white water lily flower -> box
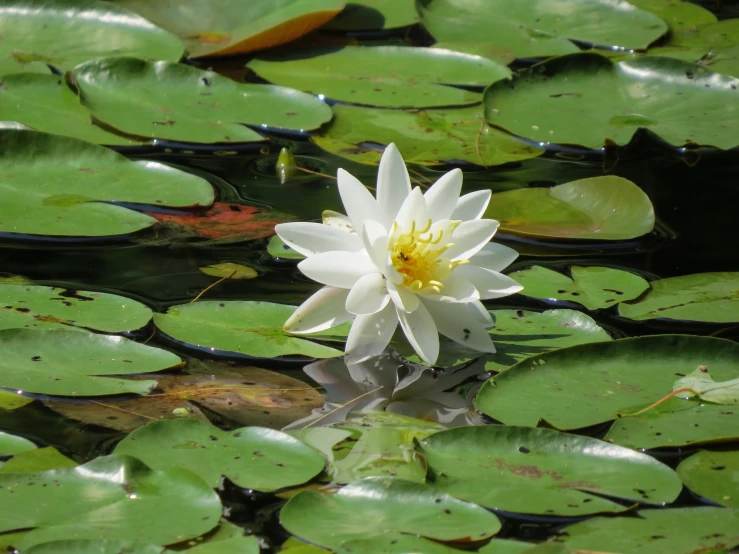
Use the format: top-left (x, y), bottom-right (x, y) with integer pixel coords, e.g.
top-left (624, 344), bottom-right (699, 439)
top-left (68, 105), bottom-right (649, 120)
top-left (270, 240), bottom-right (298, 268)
top-left (275, 143), bottom-right (522, 365)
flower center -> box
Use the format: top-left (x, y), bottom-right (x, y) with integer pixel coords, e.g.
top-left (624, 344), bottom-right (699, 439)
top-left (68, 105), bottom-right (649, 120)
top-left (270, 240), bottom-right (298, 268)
top-left (390, 219), bottom-right (465, 294)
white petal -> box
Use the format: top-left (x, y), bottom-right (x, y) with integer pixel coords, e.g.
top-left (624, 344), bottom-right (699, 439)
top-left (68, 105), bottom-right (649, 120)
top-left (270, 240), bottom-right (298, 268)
top-left (275, 222), bottom-right (362, 257)
top-left (337, 168), bottom-right (381, 232)
top-left (455, 265), bottom-right (523, 300)
top-left (469, 300), bottom-right (494, 326)
top-left (397, 301), bottom-right (439, 365)
top-left (394, 187), bottom-right (429, 231)
top-left (284, 286), bottom-right (353, 334)
top-left (431, 273), bottom-right (479, 303)
top-left (298, 251), bottom-right (378, 289)
top-left (322, 210), bottom-right (354, 233)
top-left (346, 273), bottom-right (390, 315)
top-left (345, 302), bottom-right (398, 364)
top-left (361, 219), bottom-right (389, 271)
top-left (469, 242), bottom-right (519, 272)
top-left (376, 143), bottom-right (412, 228)
top-left (387, 280), bottom-right (420, 313)
top-left (424, 168), bottom-right (462, 221)
top-left (445, 219), bottom-right (499, 261)
top-left (451, 189), bottom-right (491, 221)
top-left (422, 299), bottom-right (496, 354)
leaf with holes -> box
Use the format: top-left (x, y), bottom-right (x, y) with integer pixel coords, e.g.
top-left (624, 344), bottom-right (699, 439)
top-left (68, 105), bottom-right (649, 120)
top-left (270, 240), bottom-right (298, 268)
top-left (0, 328), bottom-right (181, 396)
top-left (0, 285), bottom-right (152, 333)
top-left (476, 335), bottom-right (739, 429)
top-left (508, 266), bottom-right (650, 310)
top-left (418, 426), bottom-right (681, 516)
top-left (114, 418), bottom-right (325, 491)
top-left (280, 477), bottom-right (501, 550)
top-left (153, 301), bottom-right (344, 359)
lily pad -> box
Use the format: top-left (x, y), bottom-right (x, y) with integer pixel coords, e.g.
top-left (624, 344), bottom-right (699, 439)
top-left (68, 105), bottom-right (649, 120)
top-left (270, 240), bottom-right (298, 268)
top-left (508, 266), bottom-right (650, 310)
top-left (268, 235), bottom-right (305, 259)
top-left (0, 0), bottom-right (184, 75)
top-left (199, 263), bottom-right (257, 279)
top-left (0, 447), bottom-right (77, 473)
top-left (559, 507), bottom-right (739, 554)
top-left (476, 335), bottom-right (739, 429)
top-left (114, 418), bottom-right (326, 491)
top-left (485, 176), bottom-right (655, 240)
top-left (0, 454), bottom-right (222, 550)
top-left (628, 0), bottom-right (716, 33)
top-left (484, 53), bottom-right (739, 149)
top-left (25, 541), bottom-right (165, 554)
top-left (396, 308), bottom-right (613, 371)
top-left (280, 477), bottom-right (501, 550)
top-left (47, 364), bottom-right (324, 432)
top-left (417, 0), bottom-right (667, 59)
top-left (153, 301), bottom-right (344, 359)
top-left (677, 450), bottom-right (739, 507)
top-left (323, 0), bottom-right (418, 30)
top-left (247, 45), bottom-right (511, 108)
top-left (0, 328), bottom-right (181, 396)
top-left (478, 540), bottom-right (536, 554)
top-left (618, 272), bottom-right (739, 323)
top-left (115, 0), bottom-right (345, 57)
top-left (338, 535), bottom-right (468, 554)
top-left (0, 74), bottom-right (143, 146)
top-left (72, 58), bottom-right (332, 143)
top-left (0, 284), bottom-right (152, 333)
top-left (0, 389), bottom-right (33, 411)
top-left (605, 397), bottom-right (739, 449)
top-left (0, 130), bottom-right (214, 237)
top-left (0, 431), bottom-right (36, 456)
top-left (312, 104), bottom-right (543, 167)
top-left (418, 426), bottom-right (682, 516)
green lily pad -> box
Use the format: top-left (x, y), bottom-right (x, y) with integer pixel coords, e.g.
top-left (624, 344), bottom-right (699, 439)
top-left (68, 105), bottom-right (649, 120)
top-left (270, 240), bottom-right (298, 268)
top-left (323, 0), bottom-right (418, 30)
top-left (72, 57), bottom-right (333, 143)
top-left (476, 335), bottom-right (739, 429)
top-left (0, 447), bottom-right (77, 473)
top-left (115, 0), bottom-right (345, 58)
top-left (485, 176), bottom-right (655, 240)
top-left (25, 541), bottom-right (165, 554)
top-left (618, 272), bottom-right (739, 323)
top-left (605, 397), bottom-right (739, 449)
top-left (677, 450), bottom-right (739, 507)
top-left (178, 523), bottom-right (260, 554)
top-left (114, 418), bottom-right (325, 491)
top-left (418, 426), bottom-right (682, 516)
top-left (198, 263), bottom-right (257, 280)
top-left (0, 0), bottom-right (184, 75)
top-left (312, 104), bottom-right (543, 167)
top-left (0, 130), bottom-right (214, 237)
top-left (268, 235), bottom-right (305, 259)
top-left (0, 389), bottom-right (33, 411)
top-left (0, 328), bottom-right (181, 396)
top-left (153, 301), bottom-right (344, 359)
top-left (673, 368), bottom-right (739, 405)
top-left (559, 507), bottom-right (739, 554)
top-left (628, 0), bottom-right (716, 33)
top-left (478, 539), bottom-right (536, 554)
top-left (484, 53), bottom-right (739, 149)
top-left (0, 74), bottom-right (143, 146)
top-left (417, 0), bottom-right (667, 59)
top-left (0, 454), bottom-right (221, 550)
top-left (508, 266), bottom-right (650, 310)
top-left (0, 284), bottom-right (152, 333)
top-left (0, 431), bottom-right (36, 456)
top-left (247, 45), bottom-right (511, 108)
top-left (396, 308), bottom-right (612, 371)
top-left (280, 477), bottom-right (501, 550)
top-left (338, 535), bottom-right (468, 554)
